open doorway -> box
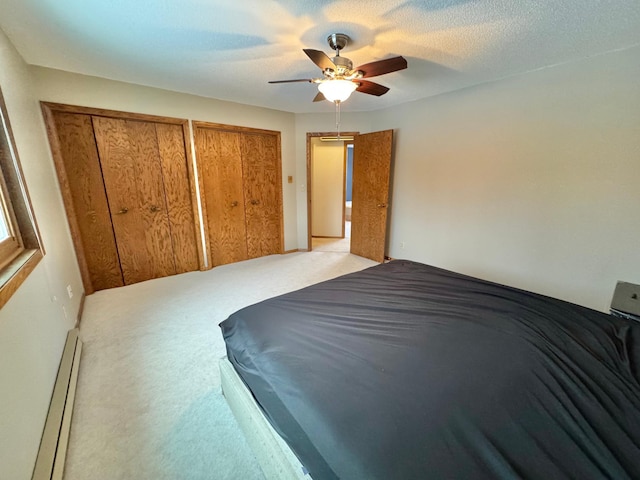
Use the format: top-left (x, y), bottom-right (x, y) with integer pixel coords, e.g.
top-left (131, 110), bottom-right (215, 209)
top-left (307, 132), bottom-right (357, 252)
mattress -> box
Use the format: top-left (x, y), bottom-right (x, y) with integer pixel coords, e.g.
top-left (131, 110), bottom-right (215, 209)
top-left (220, 260), bottom-right (640, 479)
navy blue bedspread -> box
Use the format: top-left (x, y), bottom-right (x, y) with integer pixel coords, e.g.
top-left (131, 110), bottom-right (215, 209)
top-left (220, 260), bottom-right (640, 479)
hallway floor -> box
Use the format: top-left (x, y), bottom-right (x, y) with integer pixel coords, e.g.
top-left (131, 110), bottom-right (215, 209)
top-left (312, 221), bottom-right (351, 252)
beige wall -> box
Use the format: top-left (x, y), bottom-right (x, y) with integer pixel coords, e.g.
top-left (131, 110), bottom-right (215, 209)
top-left (311, 139), bottom-right (345, 237)
top-left (0, 30), bottom-right (81, 480)
top-left (30, 66), bottom-right (299, 252)
top-left (370, 45), bottom-right (640, 312)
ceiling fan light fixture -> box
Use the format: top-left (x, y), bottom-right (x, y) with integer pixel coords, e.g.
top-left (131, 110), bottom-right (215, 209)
top-left (318, 79), bottom-right (357, 103)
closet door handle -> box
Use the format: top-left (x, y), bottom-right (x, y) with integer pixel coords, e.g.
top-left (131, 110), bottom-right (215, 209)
top-left (116, 207), bottom-right (129, 215)
top-left (250, 199), bottom-right (260, 205)
top-left (230, 201), bottom-right (239, 208)
top-left (149, 205), bottom-right (159, 212)
top-left (377, 203), bottom-right (387, 208)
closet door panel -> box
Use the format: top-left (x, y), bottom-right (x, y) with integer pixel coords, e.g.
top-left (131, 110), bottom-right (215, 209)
top-left (92, 117), bottom-right (143, 283)
top-left (242, 133), bottom-right (282, 258)
top-left (156, 123), bottom-right (199, 273)
top-left (93, 117), bottom-right (175, 284)
top-left (196, 128), bottom-right (247, 266)
top-left (127, 120), bottom-right (177, 278)
top-left (52, 112), bottom-right (124, 290)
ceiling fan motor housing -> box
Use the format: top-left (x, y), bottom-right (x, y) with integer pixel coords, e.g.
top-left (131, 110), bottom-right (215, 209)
top-left (331, 55), bottom-right (353, 73)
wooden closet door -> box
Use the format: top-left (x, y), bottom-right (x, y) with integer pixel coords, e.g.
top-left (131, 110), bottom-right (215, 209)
top-left (155, 123), bottom-right (200, 273)
top-left (93, 117), bottom-right (176, 284)
top-left (241, 133), bottom-right (283, 258)
top-left (51, 112), bottom-right (124, 290)
top-left (195, 128), bottom-right (248, 266)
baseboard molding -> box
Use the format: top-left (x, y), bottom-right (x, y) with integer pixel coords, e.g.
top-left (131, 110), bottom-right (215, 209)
top-left (74, 293), bottom-right (86, 329)
top-left (283, 249), bottom-right (300, 254)
top-left (32, 329), bottom-right (83, 480)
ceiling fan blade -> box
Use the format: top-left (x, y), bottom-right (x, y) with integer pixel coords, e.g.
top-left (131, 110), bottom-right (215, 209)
top-left (356, 80), bottom-right (390, 96)
top-left (355, 56), bottom-right (407, 78)
top-left (303, 49), bottom-right (337, 71)
top-left (313, 92), bottom-right (326, 102)
top-left (268, 79), bottom-right (313, 84)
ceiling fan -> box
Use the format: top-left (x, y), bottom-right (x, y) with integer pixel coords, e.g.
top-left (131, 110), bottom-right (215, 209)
top-left (269, 33), bottom-right (407, 103)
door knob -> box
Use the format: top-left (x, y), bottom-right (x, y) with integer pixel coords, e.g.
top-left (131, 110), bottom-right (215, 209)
top-left (116, 207), bottom-right (129, 214)
top-left (251, 199), bottom-right (260, 205)
top-left (150, 205), bottom-right (159, 212)
top-left (230, 201), bottom-right (239, 207)
top-left (377, 203), bottom-right (387, 208)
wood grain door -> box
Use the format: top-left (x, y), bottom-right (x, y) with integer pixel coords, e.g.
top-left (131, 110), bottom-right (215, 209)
top-left (241, 133), bottom-right (283, 258)
top-left (93, 117), bottom-right (176, 284)
top-left (51, 112), bottom-right (124, 290)
top-left (155, 124), bottom-right (200, 274)
top-left (350, 130), bottom-right (393, 262)
top-left (195, 128), bottom-right (248, 266)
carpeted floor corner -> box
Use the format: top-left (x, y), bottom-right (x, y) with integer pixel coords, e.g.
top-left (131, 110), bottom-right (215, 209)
top-left (64, 252), bottom-right (375, 480)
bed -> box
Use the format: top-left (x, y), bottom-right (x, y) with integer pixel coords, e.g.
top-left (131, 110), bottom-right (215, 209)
top-left (220, 260), bottom-right (640, 479)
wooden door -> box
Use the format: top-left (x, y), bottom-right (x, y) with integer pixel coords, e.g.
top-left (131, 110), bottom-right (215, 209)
top-left (155, 124), bottom-right (200, 274)
top-left (51, 112), bottom-right (124, 290)
top-left (241, 133), bottom-right (283, 258)
top-left (93, 117), bottom-right (176, 284)
top-left (195, 128), bottom-right (248, 266)
top-left (350, 130), bottom-right (393, 262)
top-left (43, 103), bottom-right (202, 292)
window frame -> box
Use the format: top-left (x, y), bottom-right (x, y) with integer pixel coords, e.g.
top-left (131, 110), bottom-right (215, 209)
top-left (0, 84), bottom-right (44, 309)
top-left (0, 165), bottom-right (22, 265)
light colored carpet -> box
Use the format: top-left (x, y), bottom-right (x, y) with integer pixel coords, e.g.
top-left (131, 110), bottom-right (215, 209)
top-left (64, 252), bottom-right (376, 480)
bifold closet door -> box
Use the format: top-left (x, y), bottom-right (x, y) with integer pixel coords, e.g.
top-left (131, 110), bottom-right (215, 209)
top-left (44, 103), bottom-right (202, 293)
top-left (51, 112), bottom-right (125, 290)
top-left (93, 117), bottom-right (177, 284)
top-left (154, 123), bottom-right (200, 274)
top-left (241, 133), bottom-right (282, 258)
top-left (196, 129), bottom-right (248, 266)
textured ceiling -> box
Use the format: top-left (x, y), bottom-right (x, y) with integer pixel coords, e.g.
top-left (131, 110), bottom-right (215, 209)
top-left (1, 0), bottom-right (639, 113)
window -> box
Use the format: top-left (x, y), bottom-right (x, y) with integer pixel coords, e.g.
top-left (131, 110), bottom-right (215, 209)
top-left (0, 84), bottom-right (43, 308)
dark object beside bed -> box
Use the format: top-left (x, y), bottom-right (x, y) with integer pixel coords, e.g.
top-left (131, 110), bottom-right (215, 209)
top-left (220, 260), bottom-right (640, 479)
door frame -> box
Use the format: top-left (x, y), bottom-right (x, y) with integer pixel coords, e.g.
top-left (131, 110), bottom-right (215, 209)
top-left (306, 132), bottom-right (358, 251)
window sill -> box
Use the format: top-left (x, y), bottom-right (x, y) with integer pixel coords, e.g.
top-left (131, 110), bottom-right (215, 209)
top-left (0, 249), bottom-right (43, 309)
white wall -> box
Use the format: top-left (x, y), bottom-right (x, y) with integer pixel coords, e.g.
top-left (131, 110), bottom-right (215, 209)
top-left (0, 30), bottom-right (81, 480)
top-left (311, 139), bottom-right (345, 237)
top-left (30, 66), bottom-right (299, 252)
top-left (370, 46), bottom-right (640, 312)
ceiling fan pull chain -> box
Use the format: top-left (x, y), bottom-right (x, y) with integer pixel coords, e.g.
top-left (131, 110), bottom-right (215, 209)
top-left (335, 100), bottom-right (341, 138)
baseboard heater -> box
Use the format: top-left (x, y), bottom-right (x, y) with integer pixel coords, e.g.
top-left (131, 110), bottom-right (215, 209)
top-left (31, 328), bottom-right (83, 480)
